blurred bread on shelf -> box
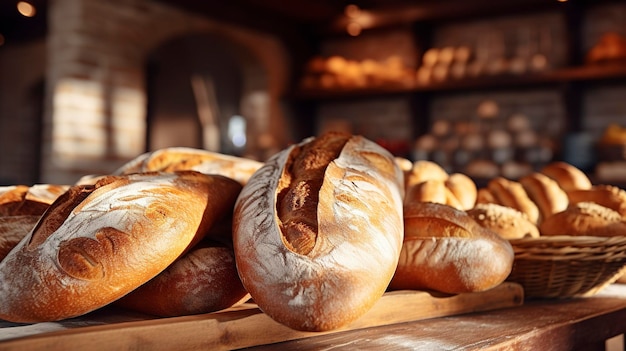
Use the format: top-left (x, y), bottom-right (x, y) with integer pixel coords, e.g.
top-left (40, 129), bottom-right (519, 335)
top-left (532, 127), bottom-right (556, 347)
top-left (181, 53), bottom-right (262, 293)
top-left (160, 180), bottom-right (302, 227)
top-left (586, 32), bottom-right (626, 65)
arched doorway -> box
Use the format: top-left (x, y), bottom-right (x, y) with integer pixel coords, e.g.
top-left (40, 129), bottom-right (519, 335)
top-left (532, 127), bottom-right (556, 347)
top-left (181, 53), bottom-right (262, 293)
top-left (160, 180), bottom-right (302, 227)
top-left (145, 33), bottom-right (248, 156)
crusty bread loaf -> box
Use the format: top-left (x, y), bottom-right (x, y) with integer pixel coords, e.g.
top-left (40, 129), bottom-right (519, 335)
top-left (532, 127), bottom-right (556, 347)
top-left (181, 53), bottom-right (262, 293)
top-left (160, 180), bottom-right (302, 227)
top-left (540, 161), bottom-right (592, 193)
top-left (115, 238), bottom-right (249, 317)
top-left (0, 215), bottom-right (40, 261)
top-left (519, 172), bottom-right (569, 222)
top-left (0, 171), bottom-right (242, 323)
top-left (404, 179), bottom-right (464, 209)
top-left (114, 147), bottom-right (263, 185)
top-left (566, 185), bottom-right (626, 217)
top-left (539, 202), bottom-right (626, 237)
top-left (445, 173), bottom-right (477, 210)
top-left (0, 184), bottom-right (68, 216)
top-left (390, 202), bottom-right (514, 294)
top-left (233, 132), bottom-right (404, 331)
top-left (405, 160), bottom-right (449, 190)
top-left (466, 203), bottom-right (539, 239)
top-left (485, 177), bottom-right (540, 224)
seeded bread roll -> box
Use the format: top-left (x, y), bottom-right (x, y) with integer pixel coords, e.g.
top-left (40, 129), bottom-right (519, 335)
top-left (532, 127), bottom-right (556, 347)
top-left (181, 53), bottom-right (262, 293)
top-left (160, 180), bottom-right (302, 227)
top-left (233, 132), bottom-right (404, 332)
top-left (566, 185), bottom-right (626, 217)
top-left (466, 203), bottom-right (539, 239)
top-left (0, 171), bottom-right (241, 323)
top-left (540, 161), bottom-right (592, 193)
top-left (519, 172), bottom-right (569, 223)
top-left (539, 202), bottom-right (626, 237)
top-left (390, 202), bottom-right (514, 294)
top-left (114, 147), bottom-right (263, 185)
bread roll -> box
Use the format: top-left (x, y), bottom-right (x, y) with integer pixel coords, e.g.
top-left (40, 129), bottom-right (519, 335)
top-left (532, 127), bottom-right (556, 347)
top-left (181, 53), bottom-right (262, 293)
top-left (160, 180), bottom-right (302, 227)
top-left (390, 202), bottom-right (514, 294)
top-left (540, 161), bottom-right (592, 193)
top-left (486, 177), bottom-right (540, 224)
top-left (404, 179), bottom-right (464, 210)
top-left (566, 185), bottom-right (626, 217)
top-left (0, 171), bottom-right (241, 323)
top-left (445, 173), bottom-right (477, 210)
top-left (539, 202), bottom-right (626, 237)
top-left (115, 238), bottom-right (249, 317)
top-left (466, 203), bottom-right (539, 239)
top-left (519, 172), bottom-right (569, 222)
top-left (233, 132), bottom-right (404, 331)
top-left (114, 147), bottom-right (263, 185)
top-left (0, 215), bottom-right (40, 261)
top-left (405, 160), bottom-right (448, 189)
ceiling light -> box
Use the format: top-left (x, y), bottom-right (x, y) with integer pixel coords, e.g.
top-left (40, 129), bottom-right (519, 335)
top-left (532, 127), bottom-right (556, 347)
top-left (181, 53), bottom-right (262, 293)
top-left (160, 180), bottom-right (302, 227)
top-left (17, 1), bottom-right (36, 17)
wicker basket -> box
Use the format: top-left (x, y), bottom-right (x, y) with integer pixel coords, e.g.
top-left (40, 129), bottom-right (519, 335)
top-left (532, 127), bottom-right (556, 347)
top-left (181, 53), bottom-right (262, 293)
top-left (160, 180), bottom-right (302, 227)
top-left (506, 235), bottom-right (626, 299)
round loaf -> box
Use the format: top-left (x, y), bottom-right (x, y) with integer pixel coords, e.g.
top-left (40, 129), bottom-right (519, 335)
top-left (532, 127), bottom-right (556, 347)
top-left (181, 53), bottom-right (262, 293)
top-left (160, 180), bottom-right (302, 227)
top-left (540, 161), bottom-right (592, 193)
top-left (0, 171), bottom-right (242, 323)
top-left (233, 132), bottom-right (404, 331)
top-left (486, 177), bottom-right (540, 224)
top-left (466, 203), bottom-right (539, 239)
top-left (115, 238), bottom-right (249, 317)
top-left (404, 179), bottom-right (464, 210)
top-left (405, 160), bottom-right (449, 190)
top-left (114, 147), bottom-right (263, 185)
top-left (390, 202), bottom-right (514, 294)
top-left (539, 202), bottom-right (626, 236)
top-left (566, 185), bottom-right (626, 217)
top-left (519, 172), bottom-right (569, 222)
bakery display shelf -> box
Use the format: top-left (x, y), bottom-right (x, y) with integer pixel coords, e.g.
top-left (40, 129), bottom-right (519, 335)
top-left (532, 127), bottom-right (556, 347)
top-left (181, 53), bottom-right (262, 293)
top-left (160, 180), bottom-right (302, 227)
top-left (292, 64), bottom-right (626, 101)
top-left (0, 282), bottom-right (523, 351)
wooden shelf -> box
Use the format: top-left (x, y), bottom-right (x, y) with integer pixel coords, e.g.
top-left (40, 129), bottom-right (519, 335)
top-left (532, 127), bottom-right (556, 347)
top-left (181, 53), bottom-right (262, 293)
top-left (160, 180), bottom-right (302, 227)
top-left (293, 63), bottom-right (626, 101)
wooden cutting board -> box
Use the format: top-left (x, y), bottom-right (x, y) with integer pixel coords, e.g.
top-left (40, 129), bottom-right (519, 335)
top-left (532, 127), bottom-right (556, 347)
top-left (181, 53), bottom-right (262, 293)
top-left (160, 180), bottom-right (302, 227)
top-left (0, 282), bottom-right (523, 351)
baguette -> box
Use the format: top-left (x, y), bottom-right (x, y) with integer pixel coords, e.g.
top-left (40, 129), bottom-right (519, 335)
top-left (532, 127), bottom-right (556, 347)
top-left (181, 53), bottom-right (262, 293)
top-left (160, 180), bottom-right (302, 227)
top-left (0, 171), bottom-right (241, 323)
top-left (233, 132), bottom-right (404, 331)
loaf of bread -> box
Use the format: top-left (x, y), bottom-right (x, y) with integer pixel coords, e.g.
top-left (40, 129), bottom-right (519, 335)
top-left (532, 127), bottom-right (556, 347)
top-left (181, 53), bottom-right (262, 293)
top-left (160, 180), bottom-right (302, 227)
top-left (115, 237), bottom-right (249, 317)
top-left (483, 177), bottom-right (540, 224)
top-left (404, 179), bottom-right (463, 209)
top-left (0, 215), bottom-right (40, 262)
top-left (0, 184), bottom-right (69, 216)
top-left (390, 202), bottom-right (514, 294)
top-left (519, 172), bottom-right (569, 222)
top-left (540, 161), bottom-right (592, 193)
top-left (405, 160), bottom-right (449, 190)
top-left (566, 185), bottom-right (626, 217)
top-left (114, 147), bottom-right (264, 185)
top-left (466, 203), bottom-right (539, 239)
top-left (0, 171), bottom-right (242, 323)
top-left (233, 132), bottom-right (404, 331)
top-left (445, 173), bottom-right (477, 210)
top-left (539, 202), bottom-right (626, 237)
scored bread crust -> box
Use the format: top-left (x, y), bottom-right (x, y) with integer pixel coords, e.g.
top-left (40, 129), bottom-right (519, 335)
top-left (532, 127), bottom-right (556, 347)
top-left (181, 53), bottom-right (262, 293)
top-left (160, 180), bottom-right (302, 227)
top-left (486, 177), bottom-right (540, 224)
top-left (114, 147), bottom-right (263, 185)
top-left (390, 202), bottom-right (514, 294)
top-left (0, 171), bottom-right (241, 323)
top-left (0, 215), bottom-right (41, 261)
top-left (519, 172), bottom-right (569, 223)
top-left (0, 184), bottom-right (69, 217)
top-left (233, 133), bottom-right (404, 332)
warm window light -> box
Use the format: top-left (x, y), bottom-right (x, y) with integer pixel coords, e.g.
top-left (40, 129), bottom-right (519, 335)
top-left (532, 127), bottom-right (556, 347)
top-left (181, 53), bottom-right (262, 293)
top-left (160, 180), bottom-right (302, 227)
top-left (17, 1), bottom-right (36, 17)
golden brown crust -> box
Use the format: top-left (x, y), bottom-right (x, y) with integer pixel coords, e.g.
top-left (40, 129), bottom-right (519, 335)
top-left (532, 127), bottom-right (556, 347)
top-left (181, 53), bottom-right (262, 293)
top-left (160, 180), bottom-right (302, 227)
top-left (0, 171), bottom-right (242, 323)
top-left (233, 132), bottom-right (404, 331)
top-left (566, 185), bottom-right (626, 217)
top-left (466, 203), bottom-right (539, 239)
top-left (115, 239), bottom-right (249, 317)
top-left (486, 177), bottom-right (540, 224)
top-left (390, 202), bottom-right (514, 294)
top-left (0, 184), bottom-right (68, 217)
top-left (539, 202), bottom-right (626, 236)
top-left (405, 160), bottom-right (449, 190)
top-left (0, 215), bottom-right (40, 261)
top-left (540, 161), bottom-right (592, 193)
top-left (519, 172), bottom-right (569, 223)
top-left (445, 173), bottom-right (477, 210)
top-left (114, 147), bottom-right (263, 185)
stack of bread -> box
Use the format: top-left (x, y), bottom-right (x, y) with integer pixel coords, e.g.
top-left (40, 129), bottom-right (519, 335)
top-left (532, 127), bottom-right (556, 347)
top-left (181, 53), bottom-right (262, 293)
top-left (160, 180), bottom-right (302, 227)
top-left (0, 133), bottom-right (624, 332)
